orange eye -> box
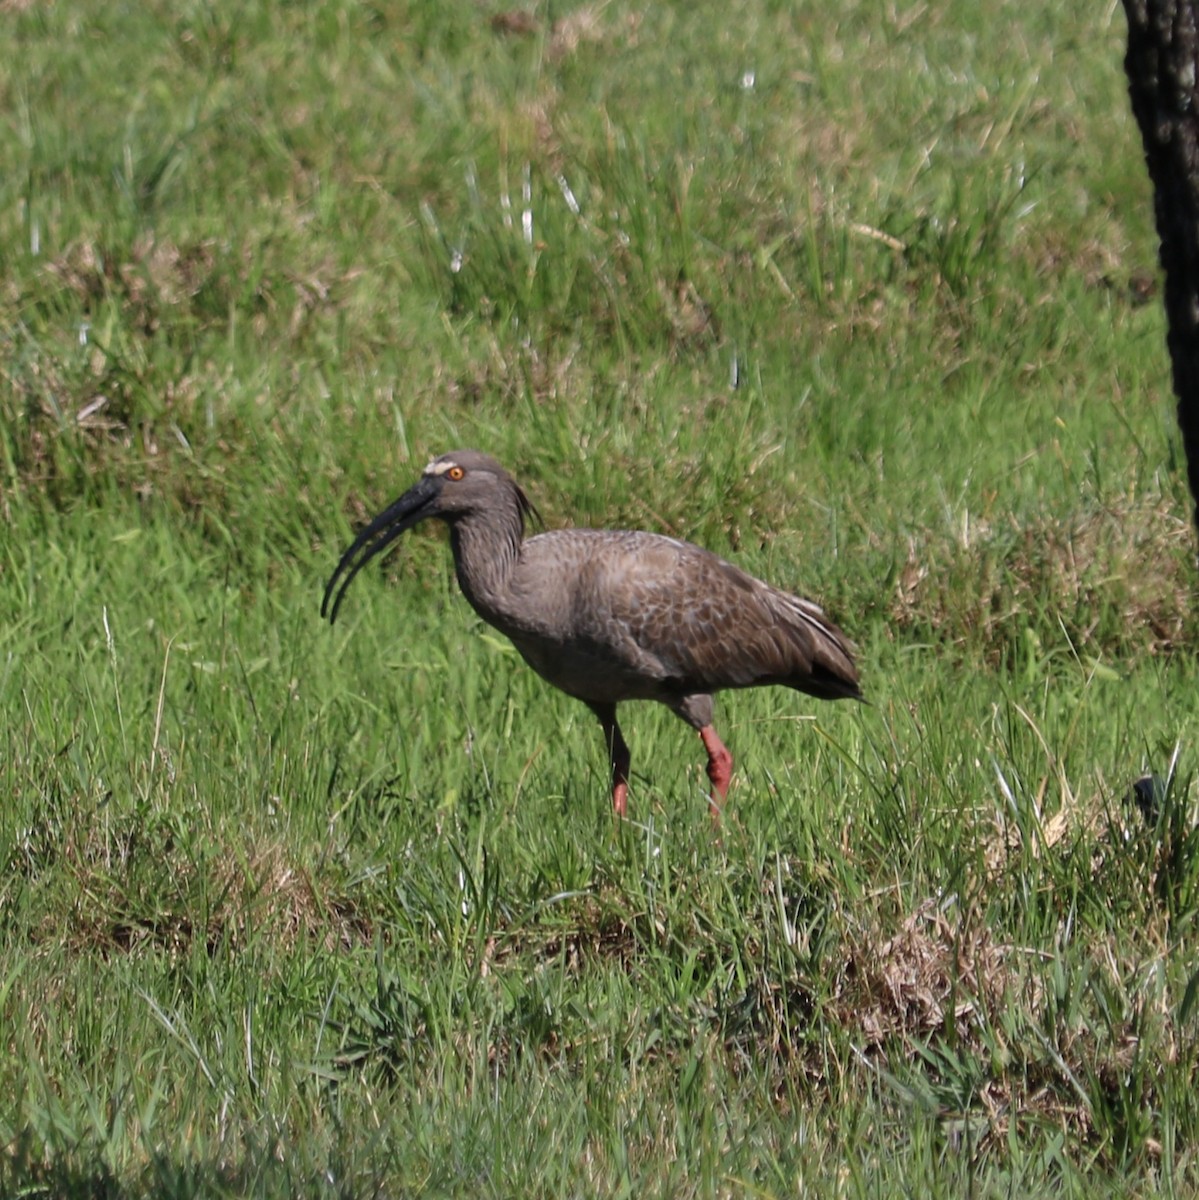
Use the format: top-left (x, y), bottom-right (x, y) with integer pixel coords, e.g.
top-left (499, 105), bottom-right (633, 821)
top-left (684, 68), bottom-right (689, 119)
top-left (446, 465), bottom-right (465, 481)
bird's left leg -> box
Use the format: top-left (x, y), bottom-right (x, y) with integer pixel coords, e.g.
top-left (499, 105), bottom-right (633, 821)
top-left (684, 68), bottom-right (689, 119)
top-left (589, 702), bottom-right (631, 817)
top-left (699, 725), bottom-right (733, 821)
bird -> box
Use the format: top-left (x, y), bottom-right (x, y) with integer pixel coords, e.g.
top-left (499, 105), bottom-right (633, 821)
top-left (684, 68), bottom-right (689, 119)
top-left (322, 450), bottom-right (862, 821)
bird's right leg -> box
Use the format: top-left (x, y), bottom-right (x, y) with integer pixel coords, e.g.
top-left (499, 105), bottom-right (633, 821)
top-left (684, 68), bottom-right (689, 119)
top-left (699, 724), bottom-right (733, 823)
top-left (589, 703), bottom-right (631, 817)
top-left (670, 695), bottom-right (731, 824)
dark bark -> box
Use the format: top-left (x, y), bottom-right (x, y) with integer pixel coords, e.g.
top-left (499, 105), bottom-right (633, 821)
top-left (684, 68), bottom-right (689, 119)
top-left (1122, 0), bottom-right (1199, 532)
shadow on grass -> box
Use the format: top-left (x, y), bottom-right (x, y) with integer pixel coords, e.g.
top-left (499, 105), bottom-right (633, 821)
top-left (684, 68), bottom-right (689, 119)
top-left (2, 1127), bottom-right (390, 1199)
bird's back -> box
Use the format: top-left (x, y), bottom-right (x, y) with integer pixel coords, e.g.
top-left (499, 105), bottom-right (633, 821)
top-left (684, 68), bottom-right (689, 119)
top-left (487, 528), bottom-right (860, 708)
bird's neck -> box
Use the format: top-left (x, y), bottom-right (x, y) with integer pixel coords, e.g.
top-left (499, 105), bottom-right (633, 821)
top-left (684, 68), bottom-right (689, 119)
top-left (448, 508), bottom-right (524, 627)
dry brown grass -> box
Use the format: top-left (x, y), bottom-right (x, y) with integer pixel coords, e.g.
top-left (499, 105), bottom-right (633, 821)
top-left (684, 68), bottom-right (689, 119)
top-left (834, 897), bottom-right (1019, 1050)
top-left (890, 495), bottom-right (1197, 657)
top-left (19, 806), bottom-right (372, 959)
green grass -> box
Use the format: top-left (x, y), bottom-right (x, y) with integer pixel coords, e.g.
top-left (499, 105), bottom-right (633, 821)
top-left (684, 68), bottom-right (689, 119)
top-left (3, 0), bottom-right (1199, 1194)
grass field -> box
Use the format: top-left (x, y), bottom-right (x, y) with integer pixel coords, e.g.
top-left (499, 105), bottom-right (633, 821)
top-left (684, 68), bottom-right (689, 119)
top-left (3, 0), bottom-right (1199, 1194)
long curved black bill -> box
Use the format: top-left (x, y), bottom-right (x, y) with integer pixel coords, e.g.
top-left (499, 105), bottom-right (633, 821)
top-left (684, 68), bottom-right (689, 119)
top-left (321, 477), bottom-right (440, 624)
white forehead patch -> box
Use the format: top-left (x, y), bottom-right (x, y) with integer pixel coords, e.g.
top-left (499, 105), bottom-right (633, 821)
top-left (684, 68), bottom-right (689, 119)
top-left (424, 459), bottom-right (458, 476)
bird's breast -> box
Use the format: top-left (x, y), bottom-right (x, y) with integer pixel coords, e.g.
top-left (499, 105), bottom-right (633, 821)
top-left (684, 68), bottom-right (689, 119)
top-left (471, 531), bottom-right (699, 697)
top-left (505, 628), bottom-right (671, 705)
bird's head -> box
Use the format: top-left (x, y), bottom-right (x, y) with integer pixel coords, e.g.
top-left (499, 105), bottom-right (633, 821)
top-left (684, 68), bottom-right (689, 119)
top-left (321, 450), bottom-right (540, 623)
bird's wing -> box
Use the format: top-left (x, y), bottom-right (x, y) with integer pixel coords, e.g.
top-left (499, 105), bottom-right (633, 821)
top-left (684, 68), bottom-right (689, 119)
top-left (572, 533), bottom-right (860, 701)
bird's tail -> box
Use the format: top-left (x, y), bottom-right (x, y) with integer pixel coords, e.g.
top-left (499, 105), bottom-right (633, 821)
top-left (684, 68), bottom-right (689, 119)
top-left (778, 593), bottom-right (863, 702)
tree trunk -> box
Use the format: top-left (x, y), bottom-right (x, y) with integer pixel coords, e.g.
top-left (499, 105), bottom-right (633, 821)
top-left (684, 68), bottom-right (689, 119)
top-left (1122, 0), bottom-right (1199, 533)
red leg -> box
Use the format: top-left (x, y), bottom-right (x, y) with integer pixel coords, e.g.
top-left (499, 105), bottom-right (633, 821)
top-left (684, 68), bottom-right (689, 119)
top-left (591, 704), bottom-right (631, 818)
top-left (612, 775), bottom-right (629, 819)
top-left (699, 724), bottom-right (733, 821)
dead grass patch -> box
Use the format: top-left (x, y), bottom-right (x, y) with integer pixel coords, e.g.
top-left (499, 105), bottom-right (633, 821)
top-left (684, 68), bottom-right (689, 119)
top-left (834, 897), bottom-right (1020, 1050)
top-left (890, 496), bottom-right (1196, 657)
top-left (823, 901), bottom-right (1095, 1148)
top-left (548, 5), bottom-right (607, 61)
top-left (22, 808), bottom-right (372, 958)
top-left (47, 235), bottom-right (217, 329)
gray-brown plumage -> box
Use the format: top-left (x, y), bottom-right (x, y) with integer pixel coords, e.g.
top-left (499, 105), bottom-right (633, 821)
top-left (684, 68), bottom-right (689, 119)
top-left (322, 450), bottom-right (862, 820)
